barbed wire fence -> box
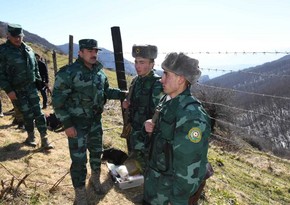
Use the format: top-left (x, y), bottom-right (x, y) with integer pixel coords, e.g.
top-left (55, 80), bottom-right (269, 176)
top-left (100, 50), bottom-right (290, 158)
top-left (59, 49), bottom-right (290, 155)
top-left (99, 51), bottom-right (290, 55)
top-left (1, 50), bottom-right (290, 202)
top-left (191, 58), bottom-right (290, 158)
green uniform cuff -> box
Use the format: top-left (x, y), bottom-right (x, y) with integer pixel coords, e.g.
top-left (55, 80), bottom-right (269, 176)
top-left (120, 90), bottom-right (127, 100)
top-left (62, 119), bottom-right (73, 129)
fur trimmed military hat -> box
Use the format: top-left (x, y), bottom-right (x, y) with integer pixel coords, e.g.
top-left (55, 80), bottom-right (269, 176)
top-left (161, 52), bottom-right (201, 84)
top-left (7, 23), bottom-right (24, 37)
top-left (132, 44), bottom-right (157, 59)
top-left (79, 39), bottom-right (101, 50)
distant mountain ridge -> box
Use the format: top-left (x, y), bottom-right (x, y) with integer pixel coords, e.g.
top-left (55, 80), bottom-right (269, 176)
top-left (0, 21), bottom-right (61, 52)
top-left (203, 54), bottom-right (290, 153)
top-left (205, 55), bottom-right (290, 101)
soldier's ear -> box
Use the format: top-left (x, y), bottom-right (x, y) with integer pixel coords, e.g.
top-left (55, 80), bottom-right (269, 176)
top-left (178, 75), bottom-right (187, 85)
top-left (78, 50), bottom-right (83, 57)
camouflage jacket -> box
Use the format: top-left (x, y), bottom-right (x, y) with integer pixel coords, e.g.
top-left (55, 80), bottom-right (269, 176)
top-left (129, 70), bottom-right (163, 130)
top-left (0, 40), bottom-right (40, 93)
top-left (147, 88), bottom-right (211, 203)
top-left (52, 58), bottom-right (126, 129)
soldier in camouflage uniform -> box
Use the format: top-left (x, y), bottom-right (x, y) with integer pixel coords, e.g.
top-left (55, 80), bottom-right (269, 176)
top-left (143, 53), bottom-right (212, 205)
top-left (122, 45), bottom-right (163, 173)
top-left (52, 39), bottom-right (126, 205)
top-left (0, 24), bottom-right (53, 149)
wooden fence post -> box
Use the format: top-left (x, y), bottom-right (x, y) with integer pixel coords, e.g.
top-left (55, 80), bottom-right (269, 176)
top-left (69, 35), bottom-right (73, 65)
top-left (52, 50), bottom-right (57, 76)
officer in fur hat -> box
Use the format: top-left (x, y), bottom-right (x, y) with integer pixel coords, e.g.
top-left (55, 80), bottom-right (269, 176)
top-left (122, 45), bottom-right (163, 173)
top-left (143, 52), bottom-right (212, 205)
top-left (0, 23), bottom-right (53, 149)
top-left (52, 39), bottom-right (127, 205)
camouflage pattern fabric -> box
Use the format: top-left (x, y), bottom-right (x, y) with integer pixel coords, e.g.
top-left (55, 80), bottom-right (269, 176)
top-left (143, 88), bottom-right (211, 205)
top-left (0, 40), bottom-right (46, 134)
top-left (128, 71), bottom-right (163, 170)
top-left (13, 104), bottom-right (24, 123)
top-left (68, 118), bottom-right (103, 188)
top-left (12, 86), bottom-right (46, 133)
top-left (52, 58), bottom-right (125, 188)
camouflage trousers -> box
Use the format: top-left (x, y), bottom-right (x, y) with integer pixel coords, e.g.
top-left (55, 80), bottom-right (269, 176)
top-left (143, 168), bottom-right (172, 205)
top-left (68, 118), bottom-right (103, 188)
top-left (129, 129), bottom-right (148, 172)
top-left (13, 104), bottom-right (24, 123)
top-left (13, 85), bottom-right (47, 134)
top-left (144, 168), bottom-right (202, 205)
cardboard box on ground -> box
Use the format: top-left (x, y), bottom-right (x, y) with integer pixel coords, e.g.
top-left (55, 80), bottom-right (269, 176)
top-left (107, 162), bottom-right (144, 190)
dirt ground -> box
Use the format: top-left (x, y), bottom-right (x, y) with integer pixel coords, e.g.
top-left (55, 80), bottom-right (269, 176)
top-left (0, 99), bottom-right (143, 205)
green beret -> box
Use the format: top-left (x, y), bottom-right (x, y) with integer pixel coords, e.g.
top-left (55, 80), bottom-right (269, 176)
top-left (132, 44), bottom-right (157, 59)
top-left (161, 52), bottom-right (201, 84)
top-left (7, 23), bottom-right (24, 37)
top-left (79, 39), bottom-right (101, 50)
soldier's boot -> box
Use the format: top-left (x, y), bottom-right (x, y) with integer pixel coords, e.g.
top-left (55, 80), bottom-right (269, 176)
top-left (73, 186), bottom-right (88, 205)
top-left (88, 170), bottom-right (105, 195)
top-left (132, 193), bottom-right (144, 203)
top-left (17, 121), bottom-right (25, 130)
top-left (24, 132), bottom-right (37, 147)
top-left (40, 134), bottom-right (54, 150)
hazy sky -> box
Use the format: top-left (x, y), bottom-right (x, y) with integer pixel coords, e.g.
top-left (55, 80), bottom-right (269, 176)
top-left (1, 0), bottom-right (289, 77)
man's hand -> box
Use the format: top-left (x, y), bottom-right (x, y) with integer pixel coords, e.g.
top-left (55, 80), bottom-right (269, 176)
top-left (7, 91), bottom-right (17, 100)
top-left (122, 99), bottom-right (130, 109)
top-left (65, 127), bottom-right (77, 138)
top-left (144, 119), bottom-right (155, 134)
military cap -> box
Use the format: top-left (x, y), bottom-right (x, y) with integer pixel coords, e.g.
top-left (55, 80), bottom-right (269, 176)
top-left (132, 44), bottom-right (157, 59)
top-left (79, 39), bottom-right (101, 50)
top-left (7, 23), bottom-right (24, 37)
top-left (161, 52), bottom-right (201, 84)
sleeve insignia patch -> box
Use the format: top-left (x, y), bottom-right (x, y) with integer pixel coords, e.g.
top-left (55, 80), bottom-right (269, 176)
top-left (188, 127), bottom-right (202, 143)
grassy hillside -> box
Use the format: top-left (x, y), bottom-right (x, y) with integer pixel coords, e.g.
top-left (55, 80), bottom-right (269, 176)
top-left (0, 40), bottom-right (290, 205)
top-left (1, 110), bottom-right (289, 205)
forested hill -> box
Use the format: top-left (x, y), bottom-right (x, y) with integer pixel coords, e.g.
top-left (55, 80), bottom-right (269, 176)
top-left (0, 21), bottom-right (60, 51)
top-left (195, 54), bottom-right (290, 158)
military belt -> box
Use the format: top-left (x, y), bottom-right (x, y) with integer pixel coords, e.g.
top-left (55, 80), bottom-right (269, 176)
top-left (72, 114), bottom-right (101, 123)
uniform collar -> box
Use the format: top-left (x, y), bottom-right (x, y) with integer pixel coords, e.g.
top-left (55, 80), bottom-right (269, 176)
top-left (138, 70), bottom-right (154, 80)
top-left (165, 87), bottom-right (192, 102)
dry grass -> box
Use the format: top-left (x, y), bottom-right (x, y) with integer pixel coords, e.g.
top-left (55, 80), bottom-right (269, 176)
top-left (2, 87), bottom-right (290, 205)
top-left (0, 43), bottom-right (141, 204)
top-left (2, 100), bottom-right (290, 205)
top-left (0, 96), bottom-right (143, 205)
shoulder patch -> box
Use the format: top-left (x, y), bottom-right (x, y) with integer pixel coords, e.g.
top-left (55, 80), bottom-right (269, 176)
top-left (188, 127), bottom-right (202, 143)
